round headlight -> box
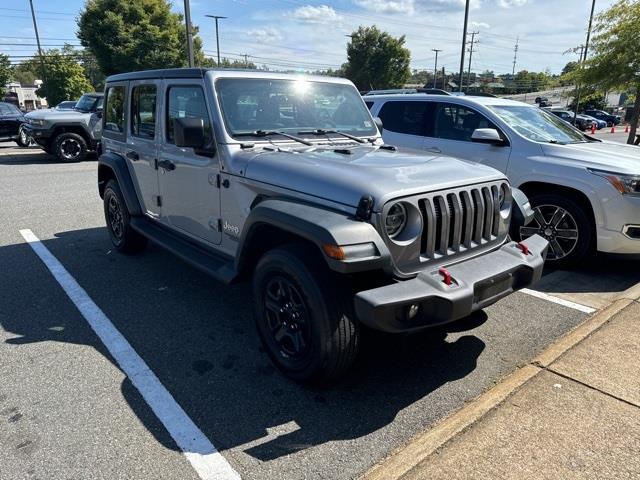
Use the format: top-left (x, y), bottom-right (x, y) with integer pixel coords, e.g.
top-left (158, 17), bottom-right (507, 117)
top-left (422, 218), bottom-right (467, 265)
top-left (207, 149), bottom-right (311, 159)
top-left (499, 184), bottom-right (508, 208)
top-left (385, 202), bottom-right (407, 238)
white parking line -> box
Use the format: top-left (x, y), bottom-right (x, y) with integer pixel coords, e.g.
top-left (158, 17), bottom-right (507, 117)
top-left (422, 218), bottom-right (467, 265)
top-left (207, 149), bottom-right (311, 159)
top-left (519, 288), bottom-right (596, 314)
top-left (19, 229), bottom-right (241, 480)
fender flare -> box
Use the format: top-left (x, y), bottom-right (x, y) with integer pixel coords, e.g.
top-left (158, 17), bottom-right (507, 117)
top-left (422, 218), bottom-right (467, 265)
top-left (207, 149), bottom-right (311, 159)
top-left (235, 199), bottom-right (391, 274)
top-left (97, 152), bottom-right (143, 216)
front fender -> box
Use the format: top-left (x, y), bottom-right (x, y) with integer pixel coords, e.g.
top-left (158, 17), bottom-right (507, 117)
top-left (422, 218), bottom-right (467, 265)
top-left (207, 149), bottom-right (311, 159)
top-left (236, 199), bottom-right (392, 274)
top-left (97, 152), bottom-right (142, 216)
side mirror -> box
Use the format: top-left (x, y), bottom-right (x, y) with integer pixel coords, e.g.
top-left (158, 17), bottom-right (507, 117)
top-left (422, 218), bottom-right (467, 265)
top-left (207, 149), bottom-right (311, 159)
top-left (175, 117), bottom-right (205, 148)
top-left (471, 128), bottom-right (505, 145)
top-left (374, 116), bottom-right (383, 133)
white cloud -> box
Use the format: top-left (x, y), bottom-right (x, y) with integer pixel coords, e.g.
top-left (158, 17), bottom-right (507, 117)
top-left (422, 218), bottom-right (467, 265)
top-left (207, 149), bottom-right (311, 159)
top-left (289, 5), bottom-right (342, 24)
top-left (354, 0), bottom-right (415, 15)
top-left (498, 0), bottom-right (528, 7)
top-left (247, 27), bottom-right (283, 43)
top-left (470, 21), bottom-right (490, 29)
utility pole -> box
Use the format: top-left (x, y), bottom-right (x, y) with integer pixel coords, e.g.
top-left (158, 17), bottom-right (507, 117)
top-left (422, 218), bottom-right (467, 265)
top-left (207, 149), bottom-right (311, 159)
top-left (432, 49), bottom-right (442, 88)
top-left (512, 36), bottom-right (519, 75)
top-left (458, 0), bottom-right (471, 92)
top-left (183, 0), bottom-right (194, 67)
top-left (466, 31), bottom-right (479, 92)
top-left (574, 0), bottom-right (597, 125)
top-left (205, 15), bottom-right (226, 67)
top-left (243, 54), bottom-right (249, 67)
top-left (442, 66), bottom-right (446, 90)
top-left (28, 0), bottom-right (46, 83)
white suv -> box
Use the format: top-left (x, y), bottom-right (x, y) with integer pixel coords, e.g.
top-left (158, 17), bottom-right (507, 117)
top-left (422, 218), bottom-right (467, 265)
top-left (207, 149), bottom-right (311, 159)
top-left (365, 94), bottom-right (640, 266)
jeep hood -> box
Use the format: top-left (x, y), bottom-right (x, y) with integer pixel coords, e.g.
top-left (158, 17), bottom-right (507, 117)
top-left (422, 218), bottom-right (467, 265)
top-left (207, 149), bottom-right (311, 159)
top-left (239, 145), bottom-right (505, 210)
top-left (541, 141), bottom-right (640, 174)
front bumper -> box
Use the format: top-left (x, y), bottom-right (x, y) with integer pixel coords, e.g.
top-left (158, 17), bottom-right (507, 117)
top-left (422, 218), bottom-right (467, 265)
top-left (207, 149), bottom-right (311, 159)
top-left (21, 123), bottom-right (54, 147)
top-left (354, 235), bottom-right (548, 332)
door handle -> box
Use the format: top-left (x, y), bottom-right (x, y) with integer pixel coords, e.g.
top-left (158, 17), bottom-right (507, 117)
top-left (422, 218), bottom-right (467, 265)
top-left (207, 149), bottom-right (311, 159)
top-left (126, 150), bottom-right (139, 161)
top-left (157, 159), bottom-right (176, 171)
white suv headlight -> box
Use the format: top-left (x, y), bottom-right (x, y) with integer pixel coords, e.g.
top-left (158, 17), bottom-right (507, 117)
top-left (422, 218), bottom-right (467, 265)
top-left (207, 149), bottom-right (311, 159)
top-left (589, 168), bottom-right (640, 197)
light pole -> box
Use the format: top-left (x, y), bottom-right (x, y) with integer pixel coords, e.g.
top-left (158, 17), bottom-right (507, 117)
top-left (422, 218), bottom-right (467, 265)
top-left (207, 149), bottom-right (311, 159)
top-left (458, 0), bottom-right (471, 92)
top-left (205, 15), bottom-right (227, 67)
top-left (432, 49), bottom-right (442, 88)
top-left (573, 0), bottom-right (596, 125)
top-left (183, 0), bottom-right (194, 67)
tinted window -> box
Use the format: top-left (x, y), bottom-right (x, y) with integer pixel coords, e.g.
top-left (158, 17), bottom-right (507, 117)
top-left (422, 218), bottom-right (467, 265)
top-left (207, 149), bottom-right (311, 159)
top-left (131, 85), bottom-right (156, 139)
top-left (166, 85), bottom-right (211, 144)
top-left (8, 104), bottom-right (21, 115)
top-left (104, 87), bottom-right (125, 133)
top-left (434, 103), bottom-right (496, 142)
top-left (0, 104), bottom-right (11, 115)
top-left (378, 101), bottom-right (429, 136)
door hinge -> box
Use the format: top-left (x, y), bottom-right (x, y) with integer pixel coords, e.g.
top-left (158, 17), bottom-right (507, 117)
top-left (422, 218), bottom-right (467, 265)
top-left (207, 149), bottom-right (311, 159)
top-left (216, 173), bottom-right (221, 188)
top-left (156, 195), bottom-right (162, 207)
top-left (217, 218), bottom-right (222, 232)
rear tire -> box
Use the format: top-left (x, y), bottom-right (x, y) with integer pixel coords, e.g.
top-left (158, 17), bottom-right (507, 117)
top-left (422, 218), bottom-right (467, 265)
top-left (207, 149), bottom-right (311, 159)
top-left (518, 193), bottom-right (592, 268)
top-left (103, 180), bottom-right (147, 254)
top-left (253, 244), bottom-right (359, 383)
top-left (54, 132), bottom-right (88, 162)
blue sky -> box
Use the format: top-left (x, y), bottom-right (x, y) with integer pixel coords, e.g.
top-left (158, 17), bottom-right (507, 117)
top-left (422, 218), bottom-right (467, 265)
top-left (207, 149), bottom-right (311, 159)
top-left (0, 0), bottom-right (616, 75)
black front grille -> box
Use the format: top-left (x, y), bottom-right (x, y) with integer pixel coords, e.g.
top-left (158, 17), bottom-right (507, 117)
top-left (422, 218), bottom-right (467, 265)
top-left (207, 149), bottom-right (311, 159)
top-left (418, 185), bottom-right (500, 259)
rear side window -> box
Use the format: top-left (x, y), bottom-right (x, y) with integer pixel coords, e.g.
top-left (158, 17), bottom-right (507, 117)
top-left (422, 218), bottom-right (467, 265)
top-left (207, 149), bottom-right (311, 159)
top-left (104, 86), bottom-right (125, 133)
top-left (433, 103), bottom-right (497, 142)
top-left (166, 85), bottom-right (211, 144)
top-left (378, 101), bottom-right (429, 136)
top-left (131, 85), bottom-right (157, 139)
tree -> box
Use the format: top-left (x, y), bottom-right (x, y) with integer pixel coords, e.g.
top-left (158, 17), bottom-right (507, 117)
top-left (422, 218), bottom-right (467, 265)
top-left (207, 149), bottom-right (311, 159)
top-left (571, 0), bottom-right (640, 143)
top-left (78, 0), bottom-right (208, 76)
top-left (11, 58), bottom-right (41, 85)
top-left (35, 49), bottom-right (94, 106)
top-left (0, 54), bottom-right (11, 98)
top-left (343, 26), bottom-right (411, 91)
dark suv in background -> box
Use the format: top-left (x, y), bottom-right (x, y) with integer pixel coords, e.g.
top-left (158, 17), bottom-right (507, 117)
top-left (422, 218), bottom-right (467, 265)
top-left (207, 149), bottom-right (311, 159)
top-left (0, 102), bottom-right (29, 147)
top-left (584, 109), bottom-right (621, 127)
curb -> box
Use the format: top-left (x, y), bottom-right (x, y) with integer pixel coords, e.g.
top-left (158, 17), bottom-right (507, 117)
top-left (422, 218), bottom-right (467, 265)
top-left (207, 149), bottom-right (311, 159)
top-left (361, 297), bottom-right (634, 480)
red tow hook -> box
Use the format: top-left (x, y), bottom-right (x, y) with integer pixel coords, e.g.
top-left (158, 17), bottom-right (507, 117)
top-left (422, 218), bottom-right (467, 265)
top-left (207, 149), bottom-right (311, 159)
top-left (516, 242), bottom-right (531, 255)
top-left (438, 267), bottom-right (453, 286)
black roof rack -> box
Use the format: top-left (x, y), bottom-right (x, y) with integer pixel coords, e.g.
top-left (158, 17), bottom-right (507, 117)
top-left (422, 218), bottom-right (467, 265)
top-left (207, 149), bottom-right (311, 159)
top-left (105, 68), bottom-right (207, 83)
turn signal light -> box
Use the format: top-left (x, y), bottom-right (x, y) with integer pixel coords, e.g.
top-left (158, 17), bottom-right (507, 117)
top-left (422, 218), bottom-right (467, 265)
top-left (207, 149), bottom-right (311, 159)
top-left (322, 244), bottom-right (345, 260)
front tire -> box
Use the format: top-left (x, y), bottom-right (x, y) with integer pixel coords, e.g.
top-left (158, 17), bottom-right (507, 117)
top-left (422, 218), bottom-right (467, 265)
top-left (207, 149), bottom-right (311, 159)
top-left (103, 180), bottom-right (147, 254)
top-left (54, 132), bottom-right (88, 162)
top-left (518, 193), bottom-right (592, 268)
top-left (253, 244), bottom-right (359, 383)
top-left (16, 126), bottom-right (31, 147)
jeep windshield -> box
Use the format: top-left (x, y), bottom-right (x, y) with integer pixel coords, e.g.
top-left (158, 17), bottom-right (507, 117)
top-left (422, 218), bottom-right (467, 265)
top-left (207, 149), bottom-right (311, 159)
top-left (216, 78), bottom-right (377, 140)
top-left (74, 94), bottom-right (102, 112)
top-left (488, 105), bottom-right (587, 144)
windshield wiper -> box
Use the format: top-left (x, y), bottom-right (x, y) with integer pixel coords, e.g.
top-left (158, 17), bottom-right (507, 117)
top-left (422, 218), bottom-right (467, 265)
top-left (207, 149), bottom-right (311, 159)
top-left (298, 128), bottom-right (367, 144)
top-left (235, 130), bottom-right (312, 146)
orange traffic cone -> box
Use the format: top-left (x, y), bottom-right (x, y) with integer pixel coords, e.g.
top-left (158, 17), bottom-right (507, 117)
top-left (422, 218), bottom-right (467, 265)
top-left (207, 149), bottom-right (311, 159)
top-left (610, 124), bottom-right (616, 133)
top-left (625, 123), bottom-right (629, 133)
top-left (591, 123), bottom-right (596, 134)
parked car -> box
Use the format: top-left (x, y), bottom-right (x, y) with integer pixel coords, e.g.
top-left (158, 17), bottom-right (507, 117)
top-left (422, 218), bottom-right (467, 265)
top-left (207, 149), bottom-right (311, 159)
top-left (55, 100), bottom-right (77, 110)
top-left (584, 109), bottom-right (621, 127)
top-left (22, 92), bottom-right (103, 161)
top-left (0, 101), bottom-right (30, 147)
top-left (547, 109), bottom-right (593, 131)
top-left (366, 93), bottom-right (640, 266)
top-left (582, 114), bottom-right (607, 130)
top-left (535, 96), bottom-right (552, 107)
top-left (98, 69), bottom-right (546, 382)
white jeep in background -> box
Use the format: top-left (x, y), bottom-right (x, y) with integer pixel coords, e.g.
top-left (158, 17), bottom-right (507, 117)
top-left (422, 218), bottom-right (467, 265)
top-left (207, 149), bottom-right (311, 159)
top-left (365, 94), bottom-right (640, 267)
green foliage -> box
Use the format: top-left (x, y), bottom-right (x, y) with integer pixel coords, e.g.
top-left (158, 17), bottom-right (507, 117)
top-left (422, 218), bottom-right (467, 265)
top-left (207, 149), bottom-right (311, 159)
top-left (214, 57), bottom-right (258, 69)
top-left (35, 49), bottom-right (94, 106)
top-left (0, 54), bottom-right (11, 98)
top-left (62, 45), bottom-right (105, 90)
top-left (343, 26), bottom-right (411, 91)
top-left (561, 61), bottom-right (578, 76)
top-left (78, 0), bottom-right (208, 76)
top-left (11, 58), bottom-right (41, 85)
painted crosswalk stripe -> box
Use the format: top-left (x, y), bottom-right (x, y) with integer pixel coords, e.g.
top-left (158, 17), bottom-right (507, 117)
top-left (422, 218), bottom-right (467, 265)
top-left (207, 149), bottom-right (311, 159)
top-left (19, 228), bottom-right (241, 480)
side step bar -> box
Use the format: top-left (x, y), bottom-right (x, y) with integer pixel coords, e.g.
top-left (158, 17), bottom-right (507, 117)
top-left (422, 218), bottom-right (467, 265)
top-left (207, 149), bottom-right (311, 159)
top-left (130, 217), bottom-right (237, 284)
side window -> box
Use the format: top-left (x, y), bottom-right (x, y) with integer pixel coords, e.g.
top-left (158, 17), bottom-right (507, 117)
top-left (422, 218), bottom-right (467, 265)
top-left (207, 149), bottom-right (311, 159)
top-left (9, 104), bottom-right (21, 115)
top-left (104, 86), bottom-right (125, 133)
top-left (0, 104), bottom-right (10, 115)
top-left (434, 103), bottom-right (497, 142)
top-left (364, 101), bottom-right (374, 110)
top-left (166, 85), bottom-right (211, 144)
top-left (378, 101), bottom-right (429, 136)
top-left (131, 85), bottom-right (157, 139)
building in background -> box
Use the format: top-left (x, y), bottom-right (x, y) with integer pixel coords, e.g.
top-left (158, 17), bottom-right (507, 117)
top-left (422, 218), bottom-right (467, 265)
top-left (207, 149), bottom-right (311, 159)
top-left (3, 80), bottom-right (48, 111)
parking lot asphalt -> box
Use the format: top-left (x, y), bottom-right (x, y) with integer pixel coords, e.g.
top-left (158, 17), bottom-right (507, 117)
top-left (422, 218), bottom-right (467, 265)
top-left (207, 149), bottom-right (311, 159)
top-left (1, 144), bottom-right (638, 480)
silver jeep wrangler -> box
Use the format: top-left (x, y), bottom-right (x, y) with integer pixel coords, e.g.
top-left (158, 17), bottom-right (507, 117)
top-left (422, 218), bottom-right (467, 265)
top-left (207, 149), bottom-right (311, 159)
top-left (98, 68), bottom-right (547, 382)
